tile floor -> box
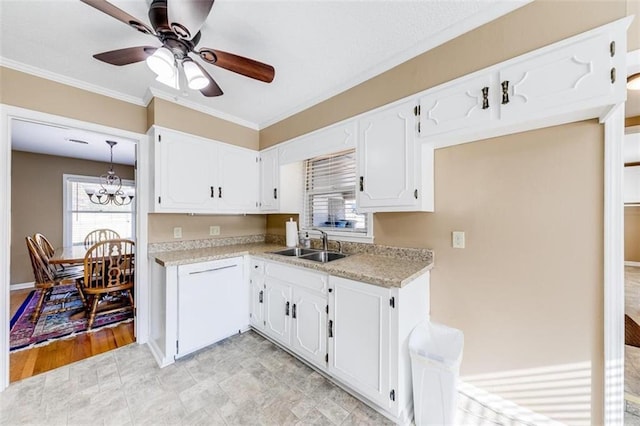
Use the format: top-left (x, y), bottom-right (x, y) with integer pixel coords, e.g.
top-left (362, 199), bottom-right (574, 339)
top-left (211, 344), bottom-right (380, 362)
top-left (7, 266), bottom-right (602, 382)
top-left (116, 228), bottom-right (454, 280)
top-left (1, 328), bottom-right (558, 425)
top-left (0, 330), bottom-right (395, 425)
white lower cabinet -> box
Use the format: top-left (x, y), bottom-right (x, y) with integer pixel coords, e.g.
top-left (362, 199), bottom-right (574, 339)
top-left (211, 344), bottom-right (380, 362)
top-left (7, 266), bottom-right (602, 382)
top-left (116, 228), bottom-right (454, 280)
top-left (259, 260), bottom-right (328, 369)
top-left (328, 276), bottom-right (391, 408)
top-left (264, 277), bottom-right (293, 346)
top-left (247, 258), bottom-right (431, 424)
top-left (249, 258), bottom-right (265, 330)
top-left (291, 286), bottom-right (327, 367)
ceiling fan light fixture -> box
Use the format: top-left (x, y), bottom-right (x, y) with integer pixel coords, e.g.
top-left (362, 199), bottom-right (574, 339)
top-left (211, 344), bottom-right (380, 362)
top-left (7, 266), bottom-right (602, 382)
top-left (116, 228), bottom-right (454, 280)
top-left (629, 73), bottom-right (640, 91)
top-left (155, 69), bottom-right (180, 90)
top-left (146, 47), bottom-right (175, 78)
top-left (183, 60), bottom-right (209, 90)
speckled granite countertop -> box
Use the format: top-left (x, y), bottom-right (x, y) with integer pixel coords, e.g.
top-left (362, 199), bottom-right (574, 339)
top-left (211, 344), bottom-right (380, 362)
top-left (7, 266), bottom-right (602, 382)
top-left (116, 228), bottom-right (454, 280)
top-left (151, 242), bottom-right (433, 288)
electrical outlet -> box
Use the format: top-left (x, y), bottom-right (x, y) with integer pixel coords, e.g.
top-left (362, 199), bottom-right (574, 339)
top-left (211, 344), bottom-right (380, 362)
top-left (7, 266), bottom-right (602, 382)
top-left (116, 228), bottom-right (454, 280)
top-left (209, 225), bottom-right (221, 236)
top-left (452, 231), bottom-right (465, 249)
top-left (173, 227), bottom-right (182, 239)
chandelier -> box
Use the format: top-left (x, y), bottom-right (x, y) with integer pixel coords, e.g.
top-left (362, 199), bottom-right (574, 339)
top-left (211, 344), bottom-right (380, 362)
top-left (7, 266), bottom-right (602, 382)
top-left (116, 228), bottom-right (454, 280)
top-left (85, 141), bottom-right (134, 206)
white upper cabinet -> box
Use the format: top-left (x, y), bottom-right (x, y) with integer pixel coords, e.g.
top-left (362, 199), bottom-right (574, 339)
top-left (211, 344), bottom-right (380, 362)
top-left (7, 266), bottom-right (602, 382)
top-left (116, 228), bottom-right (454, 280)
top-left (357, 99), bottom-right (434, 212)
top-left (259, 146), bottom-right (279, 212)
top-left (418, 73), bottom-right (497, 138)
top-left (417, 17), bottom-right (628, 143)
top-left (217, 144), bottom-right (259, 212)
top-left (498, 30), bottom-right (620, 121)
top-left (279, 121), bottom-right (356, 165)
top-left (150, 126), bottom-right (259, 214)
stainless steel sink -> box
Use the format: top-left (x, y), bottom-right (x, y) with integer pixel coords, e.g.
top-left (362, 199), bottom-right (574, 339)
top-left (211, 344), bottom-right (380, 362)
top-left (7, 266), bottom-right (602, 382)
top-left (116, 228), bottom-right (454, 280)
top-left (270, 247), bottom-right (321, 257)
top-left (299, 251), bottom-right (349, 263)
top-left (269, 247), bottom-right (349, 263)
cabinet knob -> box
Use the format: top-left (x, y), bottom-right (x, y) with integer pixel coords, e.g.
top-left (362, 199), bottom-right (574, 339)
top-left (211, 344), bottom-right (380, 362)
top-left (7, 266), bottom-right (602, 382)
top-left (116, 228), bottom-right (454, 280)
top-left (328, 288), bottom-right (333, 293)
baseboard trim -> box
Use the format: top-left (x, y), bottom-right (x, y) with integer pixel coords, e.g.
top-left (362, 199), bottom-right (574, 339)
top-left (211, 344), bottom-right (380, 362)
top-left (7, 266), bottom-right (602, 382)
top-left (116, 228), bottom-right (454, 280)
top-left (10, 282), bottom-right (34, 291)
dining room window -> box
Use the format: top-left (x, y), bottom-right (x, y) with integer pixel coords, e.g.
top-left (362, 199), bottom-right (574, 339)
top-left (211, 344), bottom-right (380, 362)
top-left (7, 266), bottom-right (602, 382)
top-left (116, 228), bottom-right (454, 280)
top-left (302, 149), bottom-right (372, 242)
top-left (63, 174), bottom-right (135, 246)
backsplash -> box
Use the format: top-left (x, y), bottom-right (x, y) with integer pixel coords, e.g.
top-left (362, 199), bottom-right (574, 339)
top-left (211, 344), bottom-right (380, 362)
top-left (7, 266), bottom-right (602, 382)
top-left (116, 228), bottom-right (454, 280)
top-left (148, 234), bottom-right (265, 253)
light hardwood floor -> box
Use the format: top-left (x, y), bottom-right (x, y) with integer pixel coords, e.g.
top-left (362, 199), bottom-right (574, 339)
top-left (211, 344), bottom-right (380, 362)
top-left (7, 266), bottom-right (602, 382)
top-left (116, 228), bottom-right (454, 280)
top-left (9, 288), bottom-right (135, 383)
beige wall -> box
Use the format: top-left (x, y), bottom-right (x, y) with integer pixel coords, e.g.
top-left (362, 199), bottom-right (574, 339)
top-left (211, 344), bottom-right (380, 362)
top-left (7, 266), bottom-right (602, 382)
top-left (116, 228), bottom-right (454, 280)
top-left (149, 98), bottom-right (259, 150)
top-left (148, 214), bottom-right (266, 243)
top-left (0, 67), bottom-right (148, 134)
top-left (260, 0), bottom-right (626, 148)
top-left (374, 121), bottom-right (604, 422)
top-left (266, 214), bottom-right (300, 236)
top-left (626, 207), bottom-right (640, 262)
top-left (11, 151), bottom-right (135, 284)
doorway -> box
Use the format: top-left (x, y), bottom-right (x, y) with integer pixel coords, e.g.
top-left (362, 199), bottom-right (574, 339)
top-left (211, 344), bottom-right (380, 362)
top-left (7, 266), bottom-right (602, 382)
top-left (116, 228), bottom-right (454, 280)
top-left (0, 106), bottom-right (149, 389)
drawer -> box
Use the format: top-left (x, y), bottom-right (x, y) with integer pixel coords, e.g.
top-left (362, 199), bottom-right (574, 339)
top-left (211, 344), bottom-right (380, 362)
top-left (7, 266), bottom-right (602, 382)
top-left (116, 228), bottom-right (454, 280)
top-left (265, 261), bottom-right (327, 294)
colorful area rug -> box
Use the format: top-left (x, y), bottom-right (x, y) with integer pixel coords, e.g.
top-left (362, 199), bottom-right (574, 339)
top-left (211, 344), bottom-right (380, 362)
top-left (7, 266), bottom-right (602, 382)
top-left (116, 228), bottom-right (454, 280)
top-left (10, 284), bottom-right (132, 351)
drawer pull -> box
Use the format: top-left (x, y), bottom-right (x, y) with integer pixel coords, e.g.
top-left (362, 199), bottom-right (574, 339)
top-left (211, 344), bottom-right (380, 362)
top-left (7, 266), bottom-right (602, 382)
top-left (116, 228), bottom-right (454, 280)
top-left (188, 264), bottom-right (238, 275)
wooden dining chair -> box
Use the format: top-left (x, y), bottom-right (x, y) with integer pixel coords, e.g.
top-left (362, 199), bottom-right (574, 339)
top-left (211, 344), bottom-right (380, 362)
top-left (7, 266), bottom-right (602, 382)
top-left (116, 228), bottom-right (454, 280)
top-left (81, 239), bottom-right (135, 329)
top-left (83, 229), bottom-right (120, 249)
top-left (25, 236), bottom-right (85, 323)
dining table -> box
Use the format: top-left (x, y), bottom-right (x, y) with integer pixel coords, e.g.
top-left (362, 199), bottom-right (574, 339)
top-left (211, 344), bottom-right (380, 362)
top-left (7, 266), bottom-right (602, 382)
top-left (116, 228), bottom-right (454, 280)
top-left (49, 245), bottom-right (89, 266)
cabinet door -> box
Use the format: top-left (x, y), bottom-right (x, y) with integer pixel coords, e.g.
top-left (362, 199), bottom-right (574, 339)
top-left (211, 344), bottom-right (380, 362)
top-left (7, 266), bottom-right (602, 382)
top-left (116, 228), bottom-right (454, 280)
top-left (418, 73), bottom-right (496, 138)
top-left (264, 277), bottom-right (292, 346)
top-left (249, 274), bottom-right (265, 330)
top-left (177, 258), bottom-right (245, 357)
top-left (259, 147), bottom-right (280, 212)
top-left (357, 100), bottom-right (417, 210)
top-left (157, 129), bottom-right (217, 211)
top-left (218, 144), bottom-right (259, 212)
top-left (329, 276), bottom-right (390, 408)
top-left (291, 287), bottom-right (327, 368)
top-left (499, 31), bottom-right (615, 122)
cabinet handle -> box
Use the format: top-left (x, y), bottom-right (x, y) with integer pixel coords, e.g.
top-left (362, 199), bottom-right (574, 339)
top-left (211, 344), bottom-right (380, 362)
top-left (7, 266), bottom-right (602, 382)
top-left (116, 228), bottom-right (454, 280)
top-left (481, 86), bottom-right (489, 110)
top-left (273, 188), bottom-right (278, 199)
top-left (218, 187), bottom-right (222, 198)
top-left (210, 186), bottom-right (214, 198)
top-left (501, 81), bottom-right (510, 104)
top-left (328, 319), bottom-right (333, 338)
top-left (611, 67), bottom-right (616, 84)
top-left (359, 176), bottom-right (364, 192)
top-left (188, 264), bottom-right (238, 275)
top-left (286, 301), bottom-right (290, 316)
top-left (259, 290), bottom-right (263, 303)
top-left (292, 303), bottom-right (297, 319)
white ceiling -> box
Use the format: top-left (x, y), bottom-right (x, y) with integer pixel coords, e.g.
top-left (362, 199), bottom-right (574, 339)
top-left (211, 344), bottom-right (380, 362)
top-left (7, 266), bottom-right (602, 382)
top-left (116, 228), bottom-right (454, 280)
top-left (11, 119), bottom-right (137, 165)
top-left (0, 0), bottom-right (529, 130)
top-left (3, 0), bottom-right (638, 164)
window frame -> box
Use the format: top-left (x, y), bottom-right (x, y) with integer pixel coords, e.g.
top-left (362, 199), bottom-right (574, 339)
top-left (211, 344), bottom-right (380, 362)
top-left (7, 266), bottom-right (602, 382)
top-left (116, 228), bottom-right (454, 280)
top-left (300, 151), bottom-right (374, 244)
top-left (62, 173), bottom-right (136, 247)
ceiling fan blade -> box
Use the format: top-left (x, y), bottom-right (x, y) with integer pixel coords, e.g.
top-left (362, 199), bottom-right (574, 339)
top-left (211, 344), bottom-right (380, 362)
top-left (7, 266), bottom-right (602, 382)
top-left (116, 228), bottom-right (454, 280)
top-left (93, 47), bottom-right (158, 66)
top-left (198, 49), bottom-right (275, 83)
top-left (193, 62), bottom-right (223, 97)
top-left (81, 0), bottom-right (154, 35)
top-left (167, 0), bottom-right (214, 40)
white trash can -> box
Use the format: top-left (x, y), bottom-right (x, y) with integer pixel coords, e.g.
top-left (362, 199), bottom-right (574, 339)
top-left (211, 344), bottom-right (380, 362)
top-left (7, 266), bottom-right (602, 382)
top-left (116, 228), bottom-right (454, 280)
top-left (409, 321), bottom-right (464, 426)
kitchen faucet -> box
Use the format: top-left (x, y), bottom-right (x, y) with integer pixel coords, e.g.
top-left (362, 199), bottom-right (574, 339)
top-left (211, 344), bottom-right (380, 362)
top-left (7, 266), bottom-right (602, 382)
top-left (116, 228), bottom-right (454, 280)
top-left (312, 228), bottom-right (329, 251)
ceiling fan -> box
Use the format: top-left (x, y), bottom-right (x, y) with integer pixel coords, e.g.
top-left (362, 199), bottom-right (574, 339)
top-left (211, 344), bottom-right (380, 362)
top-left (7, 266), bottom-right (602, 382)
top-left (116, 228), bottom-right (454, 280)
top-left (80, 0), bottom-right (275, 97)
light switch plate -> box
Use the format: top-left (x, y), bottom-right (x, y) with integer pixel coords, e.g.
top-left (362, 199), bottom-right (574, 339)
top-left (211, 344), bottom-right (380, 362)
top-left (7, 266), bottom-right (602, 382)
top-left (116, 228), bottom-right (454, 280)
top-left (209, 225), bottom-right (220, 236)
top-left (452, 231), bottom-right (465, 248)
top-left (173, 227), bottom-right (182, 239)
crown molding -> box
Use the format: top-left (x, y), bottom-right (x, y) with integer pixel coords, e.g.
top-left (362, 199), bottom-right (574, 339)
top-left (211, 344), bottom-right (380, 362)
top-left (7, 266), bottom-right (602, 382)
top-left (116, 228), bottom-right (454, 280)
top-left (0, 57), bottom-right (146, 106)
top-left (257, 0), bottom-right (531, 129)
top-left (144, 87), bottom-right (259, 130)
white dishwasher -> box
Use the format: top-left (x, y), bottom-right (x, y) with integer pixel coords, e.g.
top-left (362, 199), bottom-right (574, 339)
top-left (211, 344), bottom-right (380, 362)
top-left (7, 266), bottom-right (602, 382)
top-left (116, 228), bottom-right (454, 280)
top-left (176, 256), bottom-right (247, 358)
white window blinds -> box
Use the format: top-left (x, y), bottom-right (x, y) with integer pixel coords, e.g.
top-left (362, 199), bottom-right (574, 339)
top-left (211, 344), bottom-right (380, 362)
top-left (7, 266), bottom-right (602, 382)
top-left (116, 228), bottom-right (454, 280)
top-left (303, 149), bottom-right (367, 234)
